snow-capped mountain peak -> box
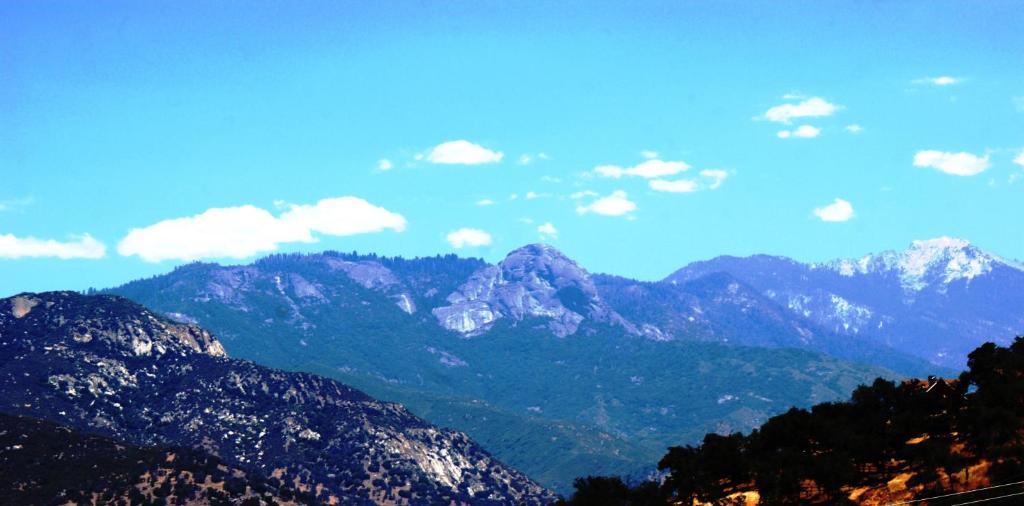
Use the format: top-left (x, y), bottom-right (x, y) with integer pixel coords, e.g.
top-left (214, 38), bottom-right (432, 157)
top-left (824, 237), bottom-right (1017, 291)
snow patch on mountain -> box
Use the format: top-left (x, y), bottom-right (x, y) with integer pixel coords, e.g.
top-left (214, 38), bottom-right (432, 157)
top-left (828, 294), bottom-right (873, 333)
top-left (819, 237), bottom-right (1020, 291)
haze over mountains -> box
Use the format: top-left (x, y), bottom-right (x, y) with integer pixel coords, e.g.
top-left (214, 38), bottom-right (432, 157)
top-left (102, 236), bottom-right (1022, 492)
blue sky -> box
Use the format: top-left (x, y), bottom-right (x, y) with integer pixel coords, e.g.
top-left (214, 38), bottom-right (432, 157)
top-left (2, 1), bottom-right (1023, 294)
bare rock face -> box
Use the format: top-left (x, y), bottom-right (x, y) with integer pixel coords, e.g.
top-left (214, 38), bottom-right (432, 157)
top-left (10, 296), bottom-right (39, 318)
top-left (433, 244), bottom-right (637, 337)
top-left (0, 292), bottom-right (554, 505)
top-left (325, 258), bottom-right (418, 314)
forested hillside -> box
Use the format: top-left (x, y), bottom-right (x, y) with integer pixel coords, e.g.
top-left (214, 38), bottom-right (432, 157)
top-left (561, 336), bottom-right (1024, 505)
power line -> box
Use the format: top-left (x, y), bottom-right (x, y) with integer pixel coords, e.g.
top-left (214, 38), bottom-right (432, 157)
top-left (884, 480), bottom-right (1024, 505)
top-left (951, 490), bottom-right (1024, 505)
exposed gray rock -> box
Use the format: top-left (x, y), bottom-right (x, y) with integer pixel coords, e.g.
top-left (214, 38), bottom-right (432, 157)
top-left (0, 292), bottom-right (555, 505)
top-left (433, 244), bottom-right (639, 337)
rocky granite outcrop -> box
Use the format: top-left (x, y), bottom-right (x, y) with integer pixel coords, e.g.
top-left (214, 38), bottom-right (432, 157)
top-left (433, 244), bottom-right (638, 337)
top-left (0, 292), bottom-right (554, 505)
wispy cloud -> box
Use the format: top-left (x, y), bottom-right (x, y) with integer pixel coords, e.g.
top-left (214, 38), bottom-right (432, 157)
top-left (913, 76), bottom-right (962, 86)
top-left (844, 124), bottom-right (863, 134)
top-left (700, 169), bottom-right (729, 189)
top-left (517, 152), bottom-right (549, 165)
top-left (813, 198), bottom-right (855, 222)
top-left (376, 159), bottom-right (394, 171)
top-left (649, 169), bottom-right (730, 193)
top-left (537, 222), bottom-right (558, 240)
top-left (425, 140), bottom-right (504, 165)
top-left (0, 233), bottom-right (106, 260)
top-left (649, 179), bottom-right (699, 193)
top-left (913, 150), bottom-right (990, 176)
top-left (569, 190), bottom-right (598, 200)
top-left (118, 197), bottom-right (405, 262)
top-left (594, 159), bottom-right (690, 179)
top-left (0, 196), bottom-right (35, 213)
top-left (776, 125), bottom-right (820, 139)
top-left (475, 198), bottom-right (496, 206)
top-left (762, 97), bottom-right (839, 124)
top-left (446, 228), bottom-right (492, 248)
top-left (575, 190), bottom-right (637, 217)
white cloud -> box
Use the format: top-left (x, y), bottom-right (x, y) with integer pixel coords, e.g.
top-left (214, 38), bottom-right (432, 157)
top-left (640, 150), bottom-right (659, 159)
top-left (575, 190), bottom-right (637, 217)
top-left (794, 125), bottom-right (821, 138)
top-left (476, 198), bottom-right (495, 206)
top-left (516, 152), bottom-right (548, 165)
top-left (813, 198), bottom-right (855, 222)
top-left (700, 169), bottom-right (729, 189)
top-left (537, 222), bottom-right (558, 240)
top-left (763, 97), bottom-right (839, 124)
top-left (913, 150), bottom-right (990, 176)
top-left (540, 175), bottom-right (562, 183)
top-left (446, 228), bottom-right (492, 248)
top-left (525, 191), bottom-right (551, 200)
top-left (776, 124), bottom-right (820, 139)
top-left (845, 124), bottom-right (863, 134)
top-left (280, 198), bottom-right (405, 236)
top-left (1014, 151), bottom-right (1024, 168)
top-left (426, 140), bottom-right (504, 165)
top-left (118, 197), bottom-right (405, 262)
top-left (0, 233), bottom-right (106, 260)
top-left (594, 159), bottom-right (690, 179)
top-left (376, 159), bottom-right (393, 171)
top-left (649, 169), bottom-right (730, 193)
top-left (649, 179), bottom-right (699, 193)
top-left (914, 76), bottom-right (962, 86)
top-left (569, 190), bottom-right (598, 200)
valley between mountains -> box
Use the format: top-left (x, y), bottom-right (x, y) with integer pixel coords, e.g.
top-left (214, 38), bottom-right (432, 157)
top-left (96, 237), bottom-right (1022, 494)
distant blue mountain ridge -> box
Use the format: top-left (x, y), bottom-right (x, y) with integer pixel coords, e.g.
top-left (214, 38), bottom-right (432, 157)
top-left (104, 237), bottom-right (1021, 493)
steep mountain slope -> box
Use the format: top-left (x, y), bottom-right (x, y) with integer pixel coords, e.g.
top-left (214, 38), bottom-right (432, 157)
top-left (0, 412), bottom-right (318, 505)
top-left (0, 292), bottom-right (553, 505)
top-left (108, 249), bottom-right (902, 493)
top-left (666, 237), bottom-right (1024, 368)
top-left (594, 271), bottom-right (942, 377)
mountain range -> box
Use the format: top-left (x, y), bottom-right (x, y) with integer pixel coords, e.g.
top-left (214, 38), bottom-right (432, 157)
top-left (0, 292), bottom-right (553, 504)
top-left (100, 237), bottom-right (1024, 492)
top-left (665, 237), bottom-right (1024, 369)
